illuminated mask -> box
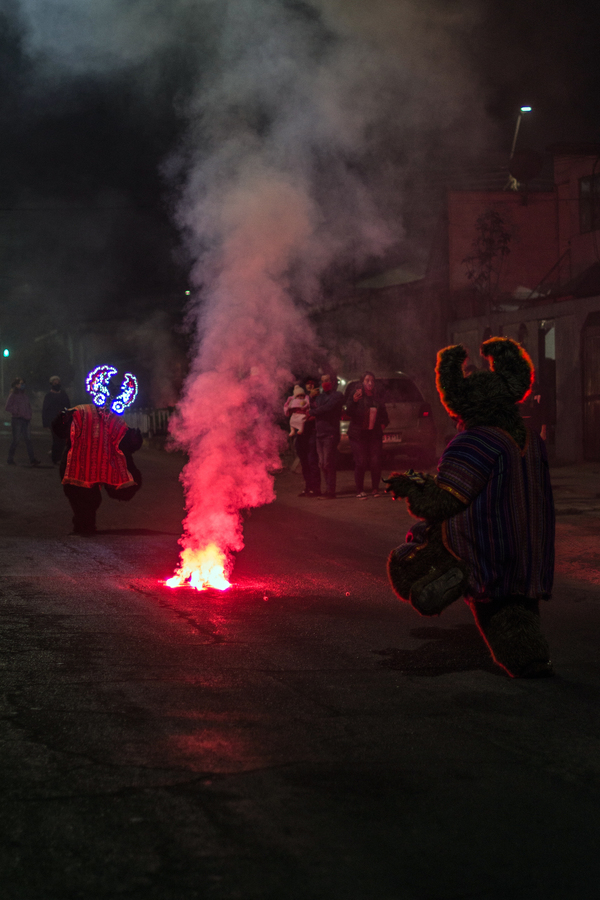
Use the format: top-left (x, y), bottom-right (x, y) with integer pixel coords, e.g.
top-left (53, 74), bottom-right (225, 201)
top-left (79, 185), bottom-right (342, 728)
top-left (86, 365), bottom-right (138, 415)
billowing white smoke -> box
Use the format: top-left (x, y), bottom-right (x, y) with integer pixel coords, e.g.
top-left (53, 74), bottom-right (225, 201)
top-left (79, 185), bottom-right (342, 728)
top-left (16, 0), bottom-right (489, 578)
top-left (169, 167), bottom-right (320, 566)
top-left (166, 0), bottom-right (487, 579)
top-left (166, 1), bottom-right (409, 576)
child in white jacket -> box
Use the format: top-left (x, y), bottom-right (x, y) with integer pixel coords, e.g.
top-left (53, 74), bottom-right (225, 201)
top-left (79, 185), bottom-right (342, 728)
top-left (284, 385), bottom-right (311, 436)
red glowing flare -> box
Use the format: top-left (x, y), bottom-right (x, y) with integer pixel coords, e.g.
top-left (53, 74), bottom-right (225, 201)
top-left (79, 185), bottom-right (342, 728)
top-left (165, 544), bottom-right (231, 591)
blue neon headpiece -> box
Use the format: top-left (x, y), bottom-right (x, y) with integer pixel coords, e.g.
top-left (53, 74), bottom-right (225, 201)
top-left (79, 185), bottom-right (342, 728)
top-left (86, 365), bottom-right (138, 415)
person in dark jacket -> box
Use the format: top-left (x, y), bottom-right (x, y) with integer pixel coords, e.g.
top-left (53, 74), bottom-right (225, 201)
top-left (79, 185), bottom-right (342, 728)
top-left (5, 377), bottom-right (40, 466)
top-left (287, 377), bottom-right (321, 497)
top-left (42, 376), bottom-right (70, 464)
top-left (345, 371), bottom-right (389, 498)
top-left (312, 372), bottom-right (343, 499)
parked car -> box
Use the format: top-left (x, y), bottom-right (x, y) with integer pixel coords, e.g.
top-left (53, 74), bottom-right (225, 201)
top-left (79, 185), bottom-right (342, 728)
top-left (338, 372), bottom-right (437, 467)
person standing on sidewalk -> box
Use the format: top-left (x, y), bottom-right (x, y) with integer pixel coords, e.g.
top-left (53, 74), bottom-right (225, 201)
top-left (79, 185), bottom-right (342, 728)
top-left (312, 372), bottom-right (343, 499)
top-left (345, 371), bottom-right (389, 499)
top-left (5, 378), bottom-right (40, 466)
top-left (289, 377), bottom-right (321, 497)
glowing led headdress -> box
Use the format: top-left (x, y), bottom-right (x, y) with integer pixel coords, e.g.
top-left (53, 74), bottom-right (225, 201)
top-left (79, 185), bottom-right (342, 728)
top-left (86, 365), bottom-right (138, 415)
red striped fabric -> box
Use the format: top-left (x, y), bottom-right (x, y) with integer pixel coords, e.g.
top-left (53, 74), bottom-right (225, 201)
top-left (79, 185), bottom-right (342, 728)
top-left (62, 404), bottom-right (135, 489)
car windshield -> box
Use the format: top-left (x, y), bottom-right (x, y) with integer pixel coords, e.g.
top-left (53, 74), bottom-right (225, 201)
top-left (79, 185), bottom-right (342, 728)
top-left (379, 378), bottom-right (423, 403)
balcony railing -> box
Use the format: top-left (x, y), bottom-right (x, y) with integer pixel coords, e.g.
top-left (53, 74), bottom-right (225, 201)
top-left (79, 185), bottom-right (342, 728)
top-left (123, 407), bottom-right (173, 437)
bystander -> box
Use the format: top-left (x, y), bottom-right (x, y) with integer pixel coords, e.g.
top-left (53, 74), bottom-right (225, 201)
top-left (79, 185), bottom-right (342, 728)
top-left (5, 378), bottom-right (40, 467)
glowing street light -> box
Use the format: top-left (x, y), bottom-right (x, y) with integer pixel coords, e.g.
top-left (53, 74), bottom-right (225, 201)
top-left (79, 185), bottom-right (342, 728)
top-left (0, 347), bottom-right (7, 398)
top-left (505, 105), bottom-right (533, 191)
top-left (510, 105), bottom-right (533, 160)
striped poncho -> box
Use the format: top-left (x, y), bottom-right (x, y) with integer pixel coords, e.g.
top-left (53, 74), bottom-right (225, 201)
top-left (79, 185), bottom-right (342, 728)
top-left (62, 404), bottom-right (136, 490)
top-left (437, 426), bottom-right (555, 601)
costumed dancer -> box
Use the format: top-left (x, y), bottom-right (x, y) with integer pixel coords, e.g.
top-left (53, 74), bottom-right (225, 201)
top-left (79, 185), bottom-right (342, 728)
top-left (52, 366), bottom-right (143, 535)
top-left (385, 338), bottom-right (555, 678)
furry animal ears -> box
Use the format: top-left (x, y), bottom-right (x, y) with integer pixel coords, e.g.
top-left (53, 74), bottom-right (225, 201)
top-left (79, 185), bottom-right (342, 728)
top-left (436, 337), bottom-right (534, 419)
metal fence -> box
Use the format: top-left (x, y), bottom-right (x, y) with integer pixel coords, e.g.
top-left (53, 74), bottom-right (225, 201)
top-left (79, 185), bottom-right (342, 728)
top-left (123, 407), bottom-right (173, 437)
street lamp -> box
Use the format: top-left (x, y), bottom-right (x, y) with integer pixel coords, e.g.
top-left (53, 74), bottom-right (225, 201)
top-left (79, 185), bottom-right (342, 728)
top-left (0, 348), bottom-right (7, 400)
top-left (510, 106), bottom-right (532, 160)
top-left (505, 106), bottom-right (533, 190)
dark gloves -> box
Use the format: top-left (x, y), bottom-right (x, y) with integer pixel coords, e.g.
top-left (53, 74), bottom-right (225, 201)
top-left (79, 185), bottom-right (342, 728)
top-left (384, 469), bottom-right (466, 521)
top-left (383, 469), bottom-right (427, 499)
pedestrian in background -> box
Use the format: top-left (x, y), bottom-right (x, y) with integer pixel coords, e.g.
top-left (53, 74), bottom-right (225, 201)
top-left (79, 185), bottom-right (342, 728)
top-left (284, 384), bottom-right (311, 437)
top-left (345, 372), bottom-right (389, 498)
top-left (5, 377), bottom-right (40, 467)
top-left (312, 372), bottom-right (343, 499)
top-left (42, 375), bottom-right (70, 464)
top-left (288, 377), bottom-right (321, 497)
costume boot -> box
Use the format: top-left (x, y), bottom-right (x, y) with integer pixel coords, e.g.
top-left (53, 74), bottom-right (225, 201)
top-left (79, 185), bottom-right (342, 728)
top-left (470, 598), bottom-right (554, 678)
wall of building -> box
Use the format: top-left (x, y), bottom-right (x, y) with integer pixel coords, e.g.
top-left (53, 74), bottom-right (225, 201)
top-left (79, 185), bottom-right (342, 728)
top-left (553, 151), bottom-right (600, 278)
top-left (447, 190), bottom-right (559, 296)
top-left (448, 294), bottom-right (600, 463)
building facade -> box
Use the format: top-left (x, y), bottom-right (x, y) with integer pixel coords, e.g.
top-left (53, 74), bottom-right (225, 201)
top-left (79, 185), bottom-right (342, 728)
top-left (448, 143), bottom-right (600, 463)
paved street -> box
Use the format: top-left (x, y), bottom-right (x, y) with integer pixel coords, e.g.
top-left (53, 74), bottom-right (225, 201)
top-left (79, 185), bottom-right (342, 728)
top-left (2, 434), bottom-right (600, 899)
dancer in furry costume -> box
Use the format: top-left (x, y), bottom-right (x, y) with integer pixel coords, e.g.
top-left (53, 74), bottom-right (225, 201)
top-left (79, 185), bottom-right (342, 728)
top-left (385, 338), bottom-right (555, 678)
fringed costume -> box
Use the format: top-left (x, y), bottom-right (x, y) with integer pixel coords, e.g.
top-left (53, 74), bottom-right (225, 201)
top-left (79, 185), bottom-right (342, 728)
top-left (53, 404), bottom-right (142, 535)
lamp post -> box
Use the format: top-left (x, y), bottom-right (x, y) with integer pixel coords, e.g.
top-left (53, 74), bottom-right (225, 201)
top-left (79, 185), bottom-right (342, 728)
top-left (505, 106), bottom-right (532, 190)
top-left (510, 106), bottom-right (532, 160)
top-left (1, 347), bottom-right (9, 400)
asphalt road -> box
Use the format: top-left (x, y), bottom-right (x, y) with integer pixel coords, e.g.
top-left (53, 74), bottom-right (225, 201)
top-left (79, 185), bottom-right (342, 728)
top-left (2, 434), bottom-right (600, 900)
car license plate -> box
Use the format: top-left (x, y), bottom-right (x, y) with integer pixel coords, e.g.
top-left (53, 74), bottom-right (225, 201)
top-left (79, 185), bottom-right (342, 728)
top-left (383, 434), bottom-right (402, 443)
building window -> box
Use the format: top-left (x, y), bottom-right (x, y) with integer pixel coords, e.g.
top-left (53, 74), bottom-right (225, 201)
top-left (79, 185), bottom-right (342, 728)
top-left (579, 173), bottom-right (600, 233)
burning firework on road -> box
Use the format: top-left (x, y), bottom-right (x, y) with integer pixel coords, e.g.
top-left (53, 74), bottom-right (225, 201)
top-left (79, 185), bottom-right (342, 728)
top-left (164, 175), bottom-right (315, 593)
top-left (161, 2), bottom-right (416, 590)
top-left (165, 544), bottom-right (231, 592)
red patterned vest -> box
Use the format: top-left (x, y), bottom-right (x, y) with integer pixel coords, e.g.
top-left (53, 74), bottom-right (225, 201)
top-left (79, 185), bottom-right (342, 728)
top-left (62, 404), bottom-right (135, 489)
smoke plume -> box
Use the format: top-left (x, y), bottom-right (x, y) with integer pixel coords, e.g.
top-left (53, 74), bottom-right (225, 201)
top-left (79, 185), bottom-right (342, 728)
top-left (14, 0), bottom-right (489, 575)
top-left (168, 3), bottom-right (392, 568)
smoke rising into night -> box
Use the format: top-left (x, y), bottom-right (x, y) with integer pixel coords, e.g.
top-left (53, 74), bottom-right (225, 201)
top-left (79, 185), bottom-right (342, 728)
top-left (168, 1), bottom-right (403, 571)
top-left (164, 0), bottom-right (487, 574)
top-left (13, 0), bottom-right (490, 574)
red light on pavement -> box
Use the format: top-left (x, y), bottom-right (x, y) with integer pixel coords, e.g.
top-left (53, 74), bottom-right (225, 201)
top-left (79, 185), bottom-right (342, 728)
top-left (165, 544), bottom-right (232, 591)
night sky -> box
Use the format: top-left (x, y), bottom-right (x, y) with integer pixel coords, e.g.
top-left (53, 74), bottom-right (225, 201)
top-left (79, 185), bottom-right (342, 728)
top-left (0, 0), bottom-right (598, 390)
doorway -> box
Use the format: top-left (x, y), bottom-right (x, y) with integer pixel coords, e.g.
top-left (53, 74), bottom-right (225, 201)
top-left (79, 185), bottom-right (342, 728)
top-left (537, 320), bottom-right (556, 447)
top-left (583, 312), bottom-right (600, 460)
